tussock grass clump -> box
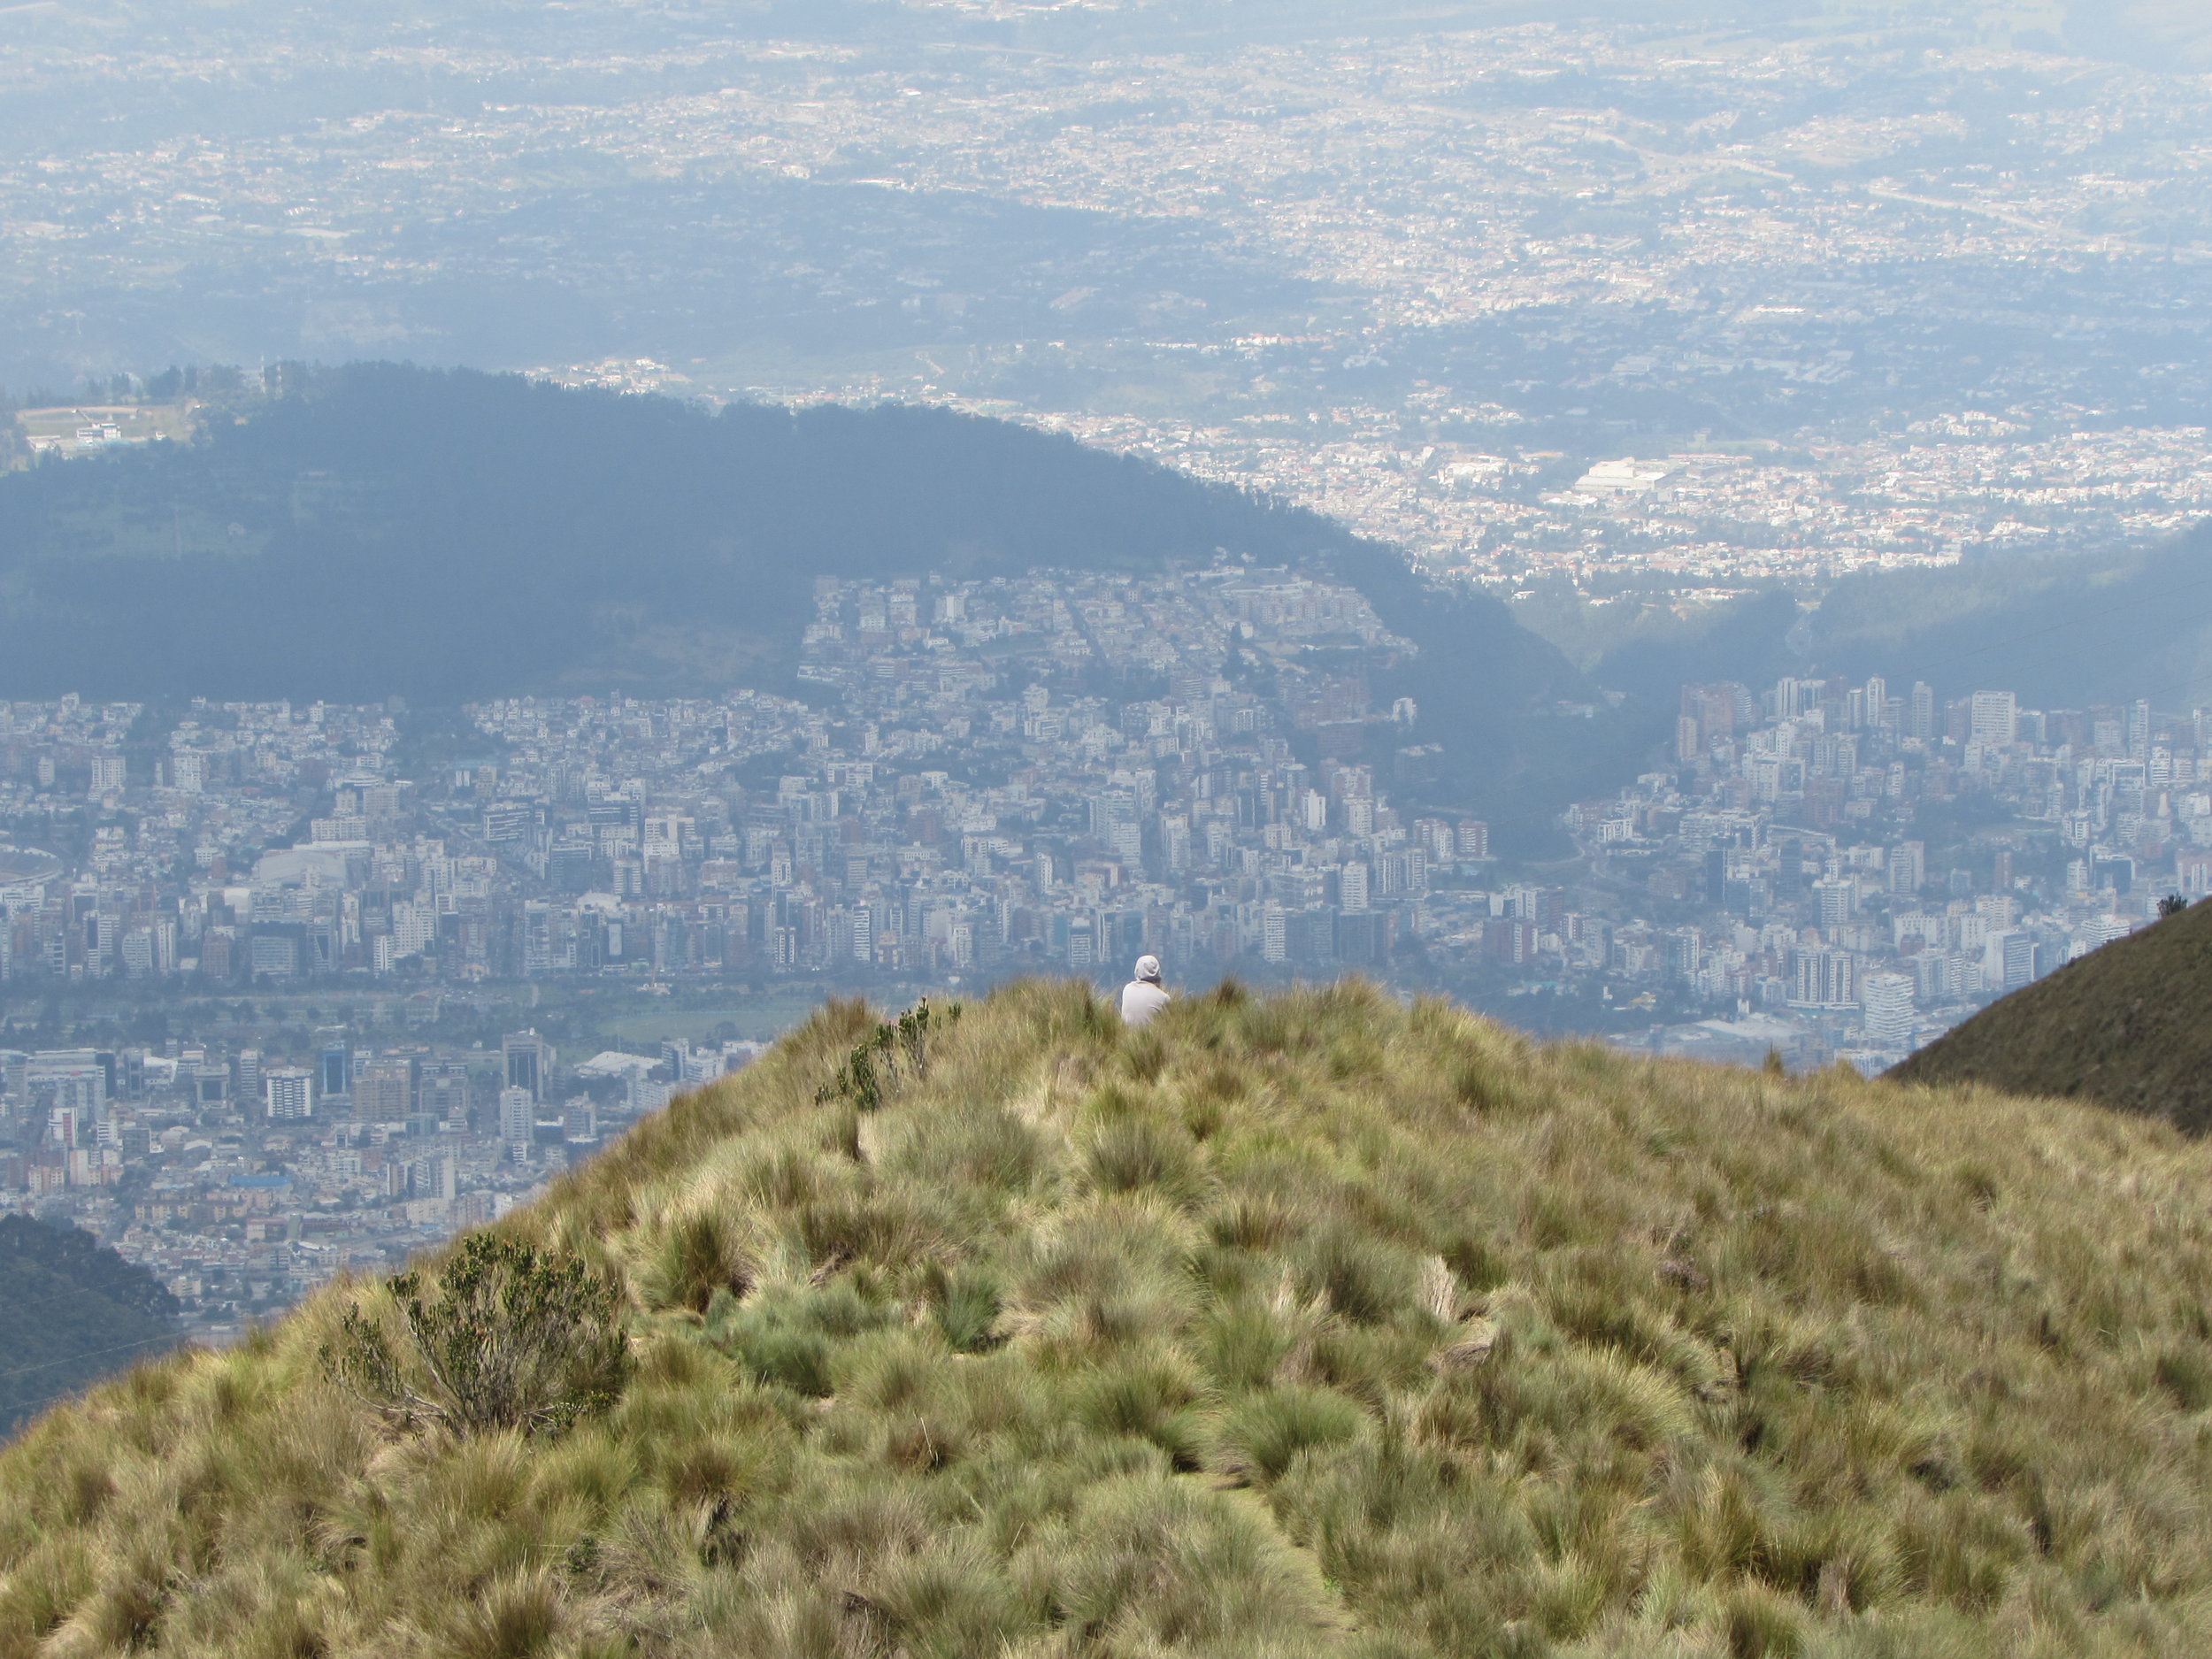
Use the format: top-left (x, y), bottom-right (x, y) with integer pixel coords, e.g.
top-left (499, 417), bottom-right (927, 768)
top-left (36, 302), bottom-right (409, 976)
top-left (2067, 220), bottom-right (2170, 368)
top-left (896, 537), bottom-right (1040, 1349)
top-left (10, 978), bottom-right (2212, 1656)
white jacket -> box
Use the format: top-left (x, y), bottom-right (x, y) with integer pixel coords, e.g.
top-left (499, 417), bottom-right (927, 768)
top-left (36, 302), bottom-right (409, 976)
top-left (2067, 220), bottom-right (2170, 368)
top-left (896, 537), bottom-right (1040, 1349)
top-left (1119, 979), bottom-right (1171, 1027)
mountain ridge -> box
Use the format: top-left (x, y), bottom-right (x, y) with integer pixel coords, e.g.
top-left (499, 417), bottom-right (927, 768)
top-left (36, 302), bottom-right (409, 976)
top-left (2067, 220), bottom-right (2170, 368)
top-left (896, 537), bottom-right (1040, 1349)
top-left (0, 1215), bottom-right (181, 1438)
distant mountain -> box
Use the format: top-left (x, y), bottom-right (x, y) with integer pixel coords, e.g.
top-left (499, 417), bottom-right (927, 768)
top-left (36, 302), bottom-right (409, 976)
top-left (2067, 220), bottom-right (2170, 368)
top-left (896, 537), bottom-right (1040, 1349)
top-left (1503, 523), bottom-right (2212, 719)
top-left (0, 364), bottom-right (1624, 841)
top-left (1888, 898), bottom-right (2212, 1131)
top-left (0, 1215), bottom-right (181, 1436)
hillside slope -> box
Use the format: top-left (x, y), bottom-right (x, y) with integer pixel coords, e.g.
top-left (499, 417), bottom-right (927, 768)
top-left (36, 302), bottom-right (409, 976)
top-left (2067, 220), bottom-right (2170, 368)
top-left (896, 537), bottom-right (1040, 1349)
top-left (0, 365), bottom-right (1617, 833)
top-left (1888, 898), bottom-right (2212, 1132)
top-left (0, 1216), bottom-right (180, 1437)
top-left (9, 980), bottom-right (2212, 1656)
top-left (1510, 521), bottom-right (2212, 724)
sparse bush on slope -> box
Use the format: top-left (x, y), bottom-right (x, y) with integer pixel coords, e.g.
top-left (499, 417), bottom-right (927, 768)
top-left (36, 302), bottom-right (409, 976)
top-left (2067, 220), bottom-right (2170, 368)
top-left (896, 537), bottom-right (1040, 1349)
top-left (321, 1232), bottom-right (631, 1437)
top-left (7, 979), bottom-right (2212, 1656)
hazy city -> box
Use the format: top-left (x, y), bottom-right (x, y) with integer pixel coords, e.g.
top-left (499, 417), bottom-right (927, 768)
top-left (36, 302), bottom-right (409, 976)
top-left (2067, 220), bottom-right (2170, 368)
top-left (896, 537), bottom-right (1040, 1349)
top-left (4, 565), bottom-right (2202, 1333)
top-left (7, 4), bottom-right (2212, 1651)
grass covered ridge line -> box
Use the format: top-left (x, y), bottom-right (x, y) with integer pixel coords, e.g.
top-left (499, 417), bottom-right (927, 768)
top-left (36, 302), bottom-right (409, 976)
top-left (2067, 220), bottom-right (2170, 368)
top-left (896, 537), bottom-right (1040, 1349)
top-left (7, 978), bottom-right (2212, 1657)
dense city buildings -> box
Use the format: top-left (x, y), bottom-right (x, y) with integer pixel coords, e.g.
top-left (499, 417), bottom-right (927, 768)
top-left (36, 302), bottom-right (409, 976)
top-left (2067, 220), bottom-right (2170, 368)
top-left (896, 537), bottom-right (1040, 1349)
top-left (0, 1017), bottom-right (749, 1348)
top-left (4, 539), bottom-right (2200, 1334)
top-left (1574, 680), bottom-right (2189, 1070)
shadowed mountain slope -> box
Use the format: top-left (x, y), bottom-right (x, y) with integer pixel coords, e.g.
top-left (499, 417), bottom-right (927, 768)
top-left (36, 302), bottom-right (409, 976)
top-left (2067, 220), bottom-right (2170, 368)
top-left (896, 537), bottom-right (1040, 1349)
top-left (0, 364), bottom-right (1571, 709)
top-left (0, 1216), bottom-right (180, 1438)
top-left (0, 363), bottom-right (1622, 837)
top-left (1889, 897), bottom-right (2212, 1133)
top-left (0, 365), bottom-right (1372, 704)
top-left (9, 979), bottom-right (2212, 1655)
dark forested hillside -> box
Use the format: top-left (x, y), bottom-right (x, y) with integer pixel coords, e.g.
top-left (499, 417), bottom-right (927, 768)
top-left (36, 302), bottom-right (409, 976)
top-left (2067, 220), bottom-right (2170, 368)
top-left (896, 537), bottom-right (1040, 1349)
top-left (0, 365), bottom-right (1354, 703)
top-left (0, 1215), bottom-right (180, 1435)
top-left (0, 364), bottom-right (1623, 837)
top-left (0, 365), bottom-right (1537, 702)
top-left (1804, 523), bottom-right (2212, 714)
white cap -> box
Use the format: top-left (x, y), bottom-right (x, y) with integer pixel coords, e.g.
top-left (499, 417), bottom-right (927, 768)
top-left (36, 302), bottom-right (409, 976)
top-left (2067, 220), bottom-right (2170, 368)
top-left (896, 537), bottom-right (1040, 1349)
top-left (1134, 955), bottom-right (1162, 983)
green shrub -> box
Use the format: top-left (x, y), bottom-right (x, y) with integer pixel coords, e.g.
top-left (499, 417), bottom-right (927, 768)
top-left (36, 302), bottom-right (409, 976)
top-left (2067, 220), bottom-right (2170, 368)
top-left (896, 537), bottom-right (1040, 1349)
top-left (710, 1280), bottom-right (899, 1396)
top-left (321, 1233), bottom-right (629, 1437)
top-left (923, 1261), bottom-right (1004, 1354)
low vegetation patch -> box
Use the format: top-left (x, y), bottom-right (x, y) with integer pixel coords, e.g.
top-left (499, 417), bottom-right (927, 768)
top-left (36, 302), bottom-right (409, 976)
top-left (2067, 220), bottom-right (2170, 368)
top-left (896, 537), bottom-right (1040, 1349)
top-left (7, 979), bottom-right (2212, 1656)
top-left (321, 1232), bottom-right (631, 1437)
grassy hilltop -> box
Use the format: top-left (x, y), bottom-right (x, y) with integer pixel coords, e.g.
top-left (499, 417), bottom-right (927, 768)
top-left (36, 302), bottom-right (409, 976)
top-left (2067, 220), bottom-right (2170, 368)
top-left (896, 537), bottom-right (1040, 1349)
top-left (8, 980), bottom-right (2212, 1657)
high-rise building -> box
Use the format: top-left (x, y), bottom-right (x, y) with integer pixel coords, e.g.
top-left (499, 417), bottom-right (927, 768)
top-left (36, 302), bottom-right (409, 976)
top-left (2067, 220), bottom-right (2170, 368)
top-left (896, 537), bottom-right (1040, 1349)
top-left (1985, 931), bottom-right (2038, 994)
top-left (1788, 948), bottom-right (1856, 1009)
top-left (1338, 862), bottom-right (1370, 913)
top-left (1970, 691), bottom-right (2017, 749)
top-left (503, 1030), bottom-right (551, 1102)
top-left (1773, 677), bottom-right (1819, 720)
top-left (1909, 682), bottom-right (1936, 741)
top-left (354, 1059), bottom-right (412, 1124)
top-left (1886, 841), bottom-right (1925, 895)
top-left (498, 1085), bottom-right (535, 1150)
top-left (234, 1048), bottom-right (262, 1105)
top-left (264, 1068), bottom-right (313, 1121)
top-left (319, 1042), bottom-right (352, 1102)
top-left (1664, 926), bottom-right (1701, 978)
top-left (1813, 876), bottom-right (1854, 929)
top-left (420, 1063), bottom-right (472, 1125)
top-left (1859, 972), bottom-right (1915, 1048)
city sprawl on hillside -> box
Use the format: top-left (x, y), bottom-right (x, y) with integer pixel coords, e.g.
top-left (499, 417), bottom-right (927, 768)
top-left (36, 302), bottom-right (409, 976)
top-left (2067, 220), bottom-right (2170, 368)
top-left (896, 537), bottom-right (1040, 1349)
top-left (1, 535), bottom-right (2203, 1335)
top-left (5, 14), bottom-right (2212, 603)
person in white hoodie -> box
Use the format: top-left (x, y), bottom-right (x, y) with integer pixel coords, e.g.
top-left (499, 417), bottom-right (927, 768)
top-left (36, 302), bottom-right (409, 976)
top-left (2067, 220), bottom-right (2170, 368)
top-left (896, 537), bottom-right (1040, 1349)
top-left (1118, 955), bottom-right (1171, 1027)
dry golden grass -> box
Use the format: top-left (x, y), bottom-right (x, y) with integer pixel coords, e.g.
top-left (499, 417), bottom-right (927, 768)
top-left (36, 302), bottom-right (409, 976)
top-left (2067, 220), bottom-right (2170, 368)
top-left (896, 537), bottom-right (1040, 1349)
top-left (7, 977), bottom-right (2212, 1657)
